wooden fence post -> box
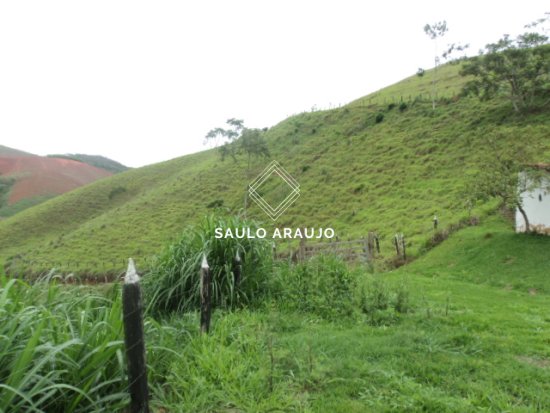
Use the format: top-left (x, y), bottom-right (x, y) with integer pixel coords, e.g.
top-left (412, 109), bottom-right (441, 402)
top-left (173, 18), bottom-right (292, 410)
top-left (122, 258), bottom-right (150, 413)
top-left (234, 250), bottom-right (242, 288)
top-left (361, 236), bottom-right (368, 261)
top-left (299, 237), bottom-right (306, 262)
top-left (393, 234), bottom-right (400, 256)
top-left (433, 215), bottom-right (438, 230)
top-left (367, 232), bottom-right (375, 258)
top-left (200, 254), bottom-right (212, 334)
top-left (401, 234), bottom-right (407, 261)
top-left (374, 234), bottom-right (380, 254)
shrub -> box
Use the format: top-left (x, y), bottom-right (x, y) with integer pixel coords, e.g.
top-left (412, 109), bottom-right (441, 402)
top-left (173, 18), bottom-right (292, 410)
top-left (142, 214), bottom-right (273, 316)
top-left (399, 102), bottom-right (408, 112)
top-left (270, 255), bottom-right (357, 320)
top-left (375, 113), bottom-right (384, 124)
top-left (358, 277), bottom-right (412, 325)
top-left (206, 199), bottom-right (224, 209)
top-left (353, 183), bottom-right (366, 194)
top-left (108, 186), bottom-right (127, 200)
top-left (387, 103), bottom-right (396, 110)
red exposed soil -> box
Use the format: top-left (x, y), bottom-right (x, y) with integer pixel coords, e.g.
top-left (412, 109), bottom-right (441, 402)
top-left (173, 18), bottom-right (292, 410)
top-left (0, 155), bottom-right (112, 204)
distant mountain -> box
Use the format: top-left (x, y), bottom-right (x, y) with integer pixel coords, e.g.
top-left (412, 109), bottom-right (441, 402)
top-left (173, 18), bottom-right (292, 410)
top-left (46, 154), bottom-right (129, 174)
top-left (0, 145), bottom-right (34, 157)
top-left (0, 146), bottom-right (113, 218)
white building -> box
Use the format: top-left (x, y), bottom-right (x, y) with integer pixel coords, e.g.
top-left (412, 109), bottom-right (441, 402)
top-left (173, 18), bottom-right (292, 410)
top-left (516, 166), bottom-right (550, 234)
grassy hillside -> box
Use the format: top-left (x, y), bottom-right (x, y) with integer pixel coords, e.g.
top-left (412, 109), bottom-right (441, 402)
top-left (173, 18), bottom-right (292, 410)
top-left (257, 217), bottom-right (550, 411)
top-left (0, 63), bottom-right (549, 275)
top-left (47, 153), bottom-right (129, 174)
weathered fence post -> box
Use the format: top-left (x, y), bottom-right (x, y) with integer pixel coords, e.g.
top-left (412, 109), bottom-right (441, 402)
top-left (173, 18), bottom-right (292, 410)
top-left (299, 237), bottom-right (306, 262)
top-left (272, 242), bottom-right (276, 260)
top-left (122, 258), bottom-right (150, 413)
top-left (200, 254), bottom-right (212, 334)
top-left (362, 236), bottom-right (369, 261)
top-left (374, 234), bottom-right (380, 254)
top-left (393, 234), bottom-right (400, 256)
top-left (401, 234), bottom-right (407, 261)
top-left (433, 214), bottom-right (438, 230)
top-left (367, 232), bottom-right (375, 258)
top-left (234, 250), bottom-right (242, 289)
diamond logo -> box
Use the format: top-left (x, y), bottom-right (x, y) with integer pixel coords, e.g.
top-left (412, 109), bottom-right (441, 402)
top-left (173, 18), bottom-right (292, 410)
top-left (248, 161), bottom-right (300, 221)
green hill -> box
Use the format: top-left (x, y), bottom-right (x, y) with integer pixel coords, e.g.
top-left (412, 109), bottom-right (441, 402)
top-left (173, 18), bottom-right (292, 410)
top-left (1, 63), bottom-right (549, 275)
top-left (46, 153), bottom-right (129, 174)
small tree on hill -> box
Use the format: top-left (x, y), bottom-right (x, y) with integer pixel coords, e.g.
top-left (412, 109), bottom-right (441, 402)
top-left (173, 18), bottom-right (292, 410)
top-left (205, 118), bottom-right (270, 170)
top-left (460, 15), bottom-right (550, 113)
top-left (205, 119), bottom-right (270, 216)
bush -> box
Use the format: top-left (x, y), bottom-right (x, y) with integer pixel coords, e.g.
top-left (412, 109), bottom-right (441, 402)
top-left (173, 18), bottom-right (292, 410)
top-left (270, 255), bottom-right (357, 320)
top-left (358, 277), bottom-right (412, 326)
top-left (142, 214), bottom-right (273, 316)
top-left (108, 186), bottom-right (127, 200)
top-left (206, 199), bottom-right (224, 209)
top-left (375, 113), bottom-right (384, 124)
top-left (399, 102), bottom-right (408, 112)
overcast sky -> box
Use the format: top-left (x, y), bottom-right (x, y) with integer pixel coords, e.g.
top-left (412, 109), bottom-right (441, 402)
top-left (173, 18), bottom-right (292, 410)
top-left (0, 1), bottom-right (547, 167)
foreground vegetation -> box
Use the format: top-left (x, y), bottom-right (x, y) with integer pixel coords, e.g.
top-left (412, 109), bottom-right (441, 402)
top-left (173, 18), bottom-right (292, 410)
top-left (2, 215), bottom-right (549, 412)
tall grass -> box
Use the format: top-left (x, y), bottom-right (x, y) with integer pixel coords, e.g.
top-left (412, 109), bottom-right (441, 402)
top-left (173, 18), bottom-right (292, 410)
top-left (154, 311), bottom-right (305, 412)
top-left (270, 254), bottom-right (358, 320)
top-left (0, 275), bottom-right (128, 412)
top-left (142, 213), bottom-right (273, 316)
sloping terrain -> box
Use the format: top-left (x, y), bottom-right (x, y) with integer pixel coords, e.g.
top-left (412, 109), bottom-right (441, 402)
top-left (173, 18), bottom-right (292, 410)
top-left (0, 63), bottom-right (549, 274)
top-left (269, 217), bottom-right (550, 410)
top-left (46, 154), bottom-right (129, 174)
top-left (0, 145), bottom-right (34, 157)
top-left (0, 148), bottom-right (113, 218)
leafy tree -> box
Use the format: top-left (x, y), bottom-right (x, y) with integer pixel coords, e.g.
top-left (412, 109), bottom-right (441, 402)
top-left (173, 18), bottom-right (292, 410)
top-left (460, 16), bottom-right (550, 113)
top-left (239, 128), bottom-right (270, 170)
top-left (465, 132), bottom-right (548, 233)
top-left (205, 119), bottom-right (270, 216)
top-left (205, 118), bottom-right (270, 169)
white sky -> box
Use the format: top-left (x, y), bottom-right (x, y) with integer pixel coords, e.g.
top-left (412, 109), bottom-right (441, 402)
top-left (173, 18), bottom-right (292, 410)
top-left (0, 1), bottom-right (547, 167)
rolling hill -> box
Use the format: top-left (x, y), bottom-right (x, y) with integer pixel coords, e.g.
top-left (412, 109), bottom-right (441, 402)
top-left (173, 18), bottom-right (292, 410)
top-left (0, 147), bottom-right (116, 218)
top-left (0, 63), bottom-right (549, 275)
top-left (46, 153), bottom-right (129, 174)
top-left (0, 145), bottom-right (34, 157)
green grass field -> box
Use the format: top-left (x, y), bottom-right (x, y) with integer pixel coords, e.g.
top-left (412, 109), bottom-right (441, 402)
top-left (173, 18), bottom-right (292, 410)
top-left (157, 217), bottom-right (550, 412)
top-left (2, 216), bottom-right (549, 412)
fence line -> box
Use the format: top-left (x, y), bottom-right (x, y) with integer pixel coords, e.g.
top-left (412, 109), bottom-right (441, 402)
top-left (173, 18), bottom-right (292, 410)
top-left (285, 91), bottom-right (460, 118)
top-left (3, 216), bottom-right (481, 281)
